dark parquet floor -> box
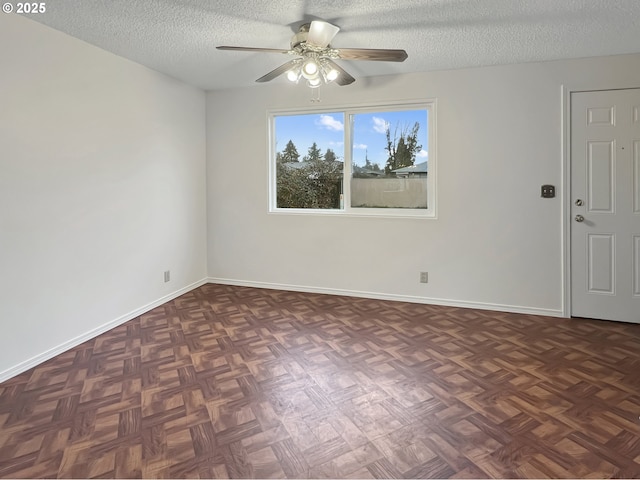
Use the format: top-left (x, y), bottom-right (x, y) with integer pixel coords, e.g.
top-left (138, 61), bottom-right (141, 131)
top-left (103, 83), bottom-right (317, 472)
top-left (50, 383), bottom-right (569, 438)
top-left (1, 284), bottom-right (640, 478)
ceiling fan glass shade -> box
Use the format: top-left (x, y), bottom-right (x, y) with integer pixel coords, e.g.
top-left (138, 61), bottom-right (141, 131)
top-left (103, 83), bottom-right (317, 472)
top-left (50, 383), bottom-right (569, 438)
top-left (307, 77), bottom-right (321, 88)
top-left (307, 21), bottom-right (340, 48)
top-left (325, 68), bottom-right (339, 82)
top-left (322, 59), bottom-right (356, 86)
top-left (286, 69), bottom-right (300, 82)
top-left (318, 60), bottom-right (339, 82)
top-left (301, 58), bottom-right (319, 78)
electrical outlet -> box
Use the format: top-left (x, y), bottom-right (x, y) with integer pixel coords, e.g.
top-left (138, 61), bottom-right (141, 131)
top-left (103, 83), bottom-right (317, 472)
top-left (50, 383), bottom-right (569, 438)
top-left (164, 270), bottom-right (170, 283)
top-left (541, 184), bottom-right (556, 198)
top-left (420, 272), bottom-right (428, 283)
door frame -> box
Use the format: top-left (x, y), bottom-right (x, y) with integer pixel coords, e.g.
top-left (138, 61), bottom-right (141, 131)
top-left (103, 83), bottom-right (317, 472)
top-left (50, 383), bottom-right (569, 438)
top-left (561, 83), bottom-right (640, 318)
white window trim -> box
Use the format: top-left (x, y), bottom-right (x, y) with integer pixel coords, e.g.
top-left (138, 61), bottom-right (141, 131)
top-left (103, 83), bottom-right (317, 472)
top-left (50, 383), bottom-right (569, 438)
top-left (268, 100), bottom-right (437, 219)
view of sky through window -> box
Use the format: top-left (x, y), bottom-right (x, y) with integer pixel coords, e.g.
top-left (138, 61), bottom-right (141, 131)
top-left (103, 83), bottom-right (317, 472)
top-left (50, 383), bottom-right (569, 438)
top-left (275, 113), bottom-right (345, 162)
top-left (274, 109), bottom-right (428, 169)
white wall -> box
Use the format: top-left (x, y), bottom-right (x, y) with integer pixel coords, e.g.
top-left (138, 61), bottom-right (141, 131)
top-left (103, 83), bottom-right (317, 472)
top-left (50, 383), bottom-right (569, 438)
top-left (0, 14), bottom-right (207, 380)
top-left (206, 53), bottom-right (640, 315)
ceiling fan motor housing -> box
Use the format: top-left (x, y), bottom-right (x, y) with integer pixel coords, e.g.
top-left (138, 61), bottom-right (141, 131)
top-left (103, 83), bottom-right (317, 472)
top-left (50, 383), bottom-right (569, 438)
top-left (290, 23), bottom-right (311, 49)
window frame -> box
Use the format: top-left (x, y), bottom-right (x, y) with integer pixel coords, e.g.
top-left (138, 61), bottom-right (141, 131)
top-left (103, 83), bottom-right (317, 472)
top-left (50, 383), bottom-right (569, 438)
top-left (268, 100), bottom-right (437, 219)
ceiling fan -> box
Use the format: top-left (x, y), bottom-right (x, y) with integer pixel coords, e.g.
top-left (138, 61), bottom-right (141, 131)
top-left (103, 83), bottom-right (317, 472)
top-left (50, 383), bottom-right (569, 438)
top-left (217, 20), bottom-right (408, 88)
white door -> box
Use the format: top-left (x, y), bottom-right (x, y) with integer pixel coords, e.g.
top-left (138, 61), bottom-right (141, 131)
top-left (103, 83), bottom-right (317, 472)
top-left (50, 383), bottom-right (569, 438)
top-left (571, 88), bottom-right (640, 323)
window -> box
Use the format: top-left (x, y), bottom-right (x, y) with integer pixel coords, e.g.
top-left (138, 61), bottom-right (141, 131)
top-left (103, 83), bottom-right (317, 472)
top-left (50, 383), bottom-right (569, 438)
top-left (269, 101), bottom-right (435, 217)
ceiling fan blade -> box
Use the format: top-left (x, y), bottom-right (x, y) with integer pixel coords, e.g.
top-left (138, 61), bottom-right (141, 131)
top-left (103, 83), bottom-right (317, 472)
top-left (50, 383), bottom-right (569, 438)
top-left (256, 60), bottom-right (299, 83)
top-left (324, 59), bottom-right (355, 86)
top-left (217, 46), bottom-right (291, 54)
top-left (336, 48), bottom-right (408, 62)
top-left (307, 20), bottom-right (340, 48)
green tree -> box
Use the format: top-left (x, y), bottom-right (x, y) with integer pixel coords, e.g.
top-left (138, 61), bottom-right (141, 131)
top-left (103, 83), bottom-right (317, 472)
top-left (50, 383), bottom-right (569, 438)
top-left (324, 148), bottom-right (337, 163)
top-left (276, 162), bottom-right (314, 208)
top-left (307, 159), bottom-right (342, 208)
top-left (279, 140), bottom-right (300, 163)
top-left (384, 122), bottom-right (422, 174)
top-left (303, 142), bottom-right (323, 162)
top-left (276, 142), bottom-right (342, 209)
top-left (276, 161), bottom-right (342, 209)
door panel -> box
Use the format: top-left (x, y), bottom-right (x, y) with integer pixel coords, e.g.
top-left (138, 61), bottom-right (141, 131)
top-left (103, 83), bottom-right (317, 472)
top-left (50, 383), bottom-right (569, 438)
top-left (587, 106), bottom-right (615, 126)
top-left (587, 234), bottom-right (614, 294)
top-left (587, 141), bottom-right (615, 213)
top-left (571, 88), bottom-right (640, 323)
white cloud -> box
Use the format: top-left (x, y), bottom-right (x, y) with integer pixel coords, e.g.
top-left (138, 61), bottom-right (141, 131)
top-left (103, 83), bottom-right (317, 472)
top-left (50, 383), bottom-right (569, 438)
top-left (353, 143), bottom-right (368, 150)
top-left (316, 114), bottom-right (344, 131)
top-left (329, 141), bottom-right (344, 147)
top-left (417, 149), bottom-right (428, 158)
top-left (372, 116), bottom-right (389, 134)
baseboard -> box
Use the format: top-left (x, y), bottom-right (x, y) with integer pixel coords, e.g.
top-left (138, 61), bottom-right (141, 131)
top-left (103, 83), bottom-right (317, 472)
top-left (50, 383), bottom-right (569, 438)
top-left (207, 277), bottom-right (565, 318)
top-left (1, 276), bottom-right (563, 383)
top-left (0, 278), bottom-right (208, 383)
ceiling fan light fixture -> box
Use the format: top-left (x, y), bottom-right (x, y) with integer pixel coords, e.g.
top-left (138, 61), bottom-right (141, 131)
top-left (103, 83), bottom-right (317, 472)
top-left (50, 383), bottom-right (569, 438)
top-left (307, 77), bottom-right (321, 88)
top-left (301, 58), bottom-right (319, 78)
top-left (218, 18), bottom-right (407, 89)
top-left (325, 67), bottom-right (339, 82)
top-left (307, 20), bottom-right (341, 48)
top-left (286, 69), bottom-right (300, 82)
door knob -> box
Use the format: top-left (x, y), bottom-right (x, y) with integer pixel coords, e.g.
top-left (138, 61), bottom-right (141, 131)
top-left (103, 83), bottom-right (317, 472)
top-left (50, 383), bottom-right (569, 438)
top-left (575, 214), bottom-right (584, 222)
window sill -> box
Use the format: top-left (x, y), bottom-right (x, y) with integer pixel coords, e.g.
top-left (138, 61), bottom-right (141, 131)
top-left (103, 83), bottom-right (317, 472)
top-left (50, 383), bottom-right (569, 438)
top-left (268, 208), bottom-right (437, 219)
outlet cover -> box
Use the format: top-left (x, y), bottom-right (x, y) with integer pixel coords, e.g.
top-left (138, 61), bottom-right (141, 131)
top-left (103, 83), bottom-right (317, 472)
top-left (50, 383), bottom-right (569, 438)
top-left (420, 272), bottom-right (428, 283)
top-left (164, 270), bottom-right (170, 283)
top-left (541, 184), bottom-right (555, 198)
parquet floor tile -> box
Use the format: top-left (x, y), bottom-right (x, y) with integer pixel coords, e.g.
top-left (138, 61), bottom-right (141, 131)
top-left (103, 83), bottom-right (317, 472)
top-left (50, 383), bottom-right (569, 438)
top-left (1, 284), bottom-right (640, 478)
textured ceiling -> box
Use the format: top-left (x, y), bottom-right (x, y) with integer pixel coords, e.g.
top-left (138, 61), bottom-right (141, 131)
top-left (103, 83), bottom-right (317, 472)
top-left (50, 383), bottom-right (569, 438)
top-left (29, 0), bottom-right (640, 91)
